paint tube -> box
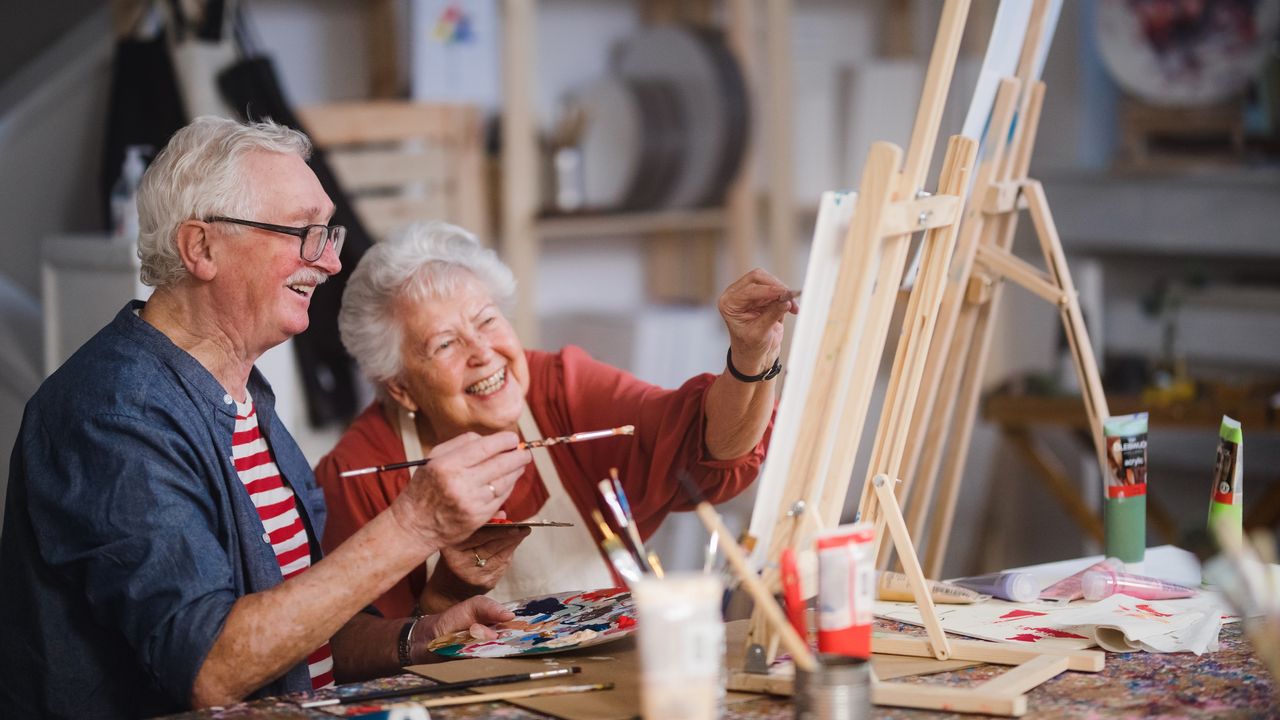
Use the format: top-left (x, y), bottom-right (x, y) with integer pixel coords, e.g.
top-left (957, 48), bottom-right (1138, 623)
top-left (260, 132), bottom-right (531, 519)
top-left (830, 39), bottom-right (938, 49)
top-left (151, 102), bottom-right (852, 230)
top-left (1039, 557), bottom-right (1125, 603)
top-left (875, 570), bottom-right (986, 604)
top-left (816, 522), bottom-right (875, 659)
top-left (1103, 412), bottom-right (1148, 564)
top-left (1081, 566), bottom-right (1197, 601)
top-left (1203, 416), bottom-right (1244, 588)
top-left (1208, 416), bottom-right (1244, 549)
top-left (949, 572), bottom-right (1040, 603)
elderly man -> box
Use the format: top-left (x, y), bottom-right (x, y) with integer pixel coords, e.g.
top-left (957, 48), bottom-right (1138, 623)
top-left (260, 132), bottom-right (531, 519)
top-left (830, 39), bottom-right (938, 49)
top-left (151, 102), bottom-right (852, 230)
top-left (0, 116), bottom-right (531, 719)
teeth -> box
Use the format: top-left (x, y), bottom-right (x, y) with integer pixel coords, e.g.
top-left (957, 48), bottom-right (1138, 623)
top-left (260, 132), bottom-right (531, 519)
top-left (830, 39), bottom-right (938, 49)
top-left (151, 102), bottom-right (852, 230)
top-left (287, 284), bottom-right (313, 296)
top-left (466, 367), bottom-right (506, 395)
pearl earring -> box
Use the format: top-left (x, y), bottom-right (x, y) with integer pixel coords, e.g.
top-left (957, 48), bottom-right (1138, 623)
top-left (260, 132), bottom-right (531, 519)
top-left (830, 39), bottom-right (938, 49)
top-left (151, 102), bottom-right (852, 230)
top-left (407, 410), bottom-right (416, 420)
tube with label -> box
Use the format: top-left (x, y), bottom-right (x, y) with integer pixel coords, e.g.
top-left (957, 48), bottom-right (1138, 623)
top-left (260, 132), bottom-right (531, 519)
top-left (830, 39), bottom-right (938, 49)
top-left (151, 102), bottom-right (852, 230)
top-left (1103, 412), bottom-right (1149, 564)
top-left (950, 572), bottom-right (1040, 603)
top-left (1207, 415), bottom-right (1244, 548)
top-left (816, 522), bottom-right (875, 659)
top-left (1081, 567), bottom-right (1197, 601)
top-left (875, 570), bottom-right (986, 604)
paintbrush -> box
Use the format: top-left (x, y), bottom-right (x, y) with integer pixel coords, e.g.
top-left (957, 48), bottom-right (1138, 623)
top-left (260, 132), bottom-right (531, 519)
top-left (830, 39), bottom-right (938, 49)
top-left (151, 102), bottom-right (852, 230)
top-left (297, 667), bottom-right (582, 708)
top-left (675, 472), bottom-right (817, 672)
top-left (591, 509), bottom-right (643, 584)
top-left (339, 425), bottom-right (636, 478)
top-left (416, 682), bottom-right (614, 709)
top-left (609, 468), bottom-right (654, 573)
top-left (597, 476), bottom-right (650, 572)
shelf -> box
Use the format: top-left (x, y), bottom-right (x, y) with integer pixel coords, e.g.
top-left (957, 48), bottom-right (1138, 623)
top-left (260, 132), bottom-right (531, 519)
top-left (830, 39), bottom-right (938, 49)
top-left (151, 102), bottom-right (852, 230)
top-left (1041, 168), bottom-right (1280, 260)
top-left (535, 207), bottom-right (726, 239)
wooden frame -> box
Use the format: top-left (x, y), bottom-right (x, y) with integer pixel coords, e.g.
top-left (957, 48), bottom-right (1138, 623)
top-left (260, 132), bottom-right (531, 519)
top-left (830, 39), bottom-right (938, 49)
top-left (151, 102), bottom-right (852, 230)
top-left (730, 1), bottom-right (1108, 714)
top-left (298, 101), bottom-right (489, 243)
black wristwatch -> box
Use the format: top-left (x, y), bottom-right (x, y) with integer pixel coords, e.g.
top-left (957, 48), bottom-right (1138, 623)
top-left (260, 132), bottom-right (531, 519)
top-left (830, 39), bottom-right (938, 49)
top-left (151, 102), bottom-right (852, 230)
top-left (726, 348), bottom-right (782, 383)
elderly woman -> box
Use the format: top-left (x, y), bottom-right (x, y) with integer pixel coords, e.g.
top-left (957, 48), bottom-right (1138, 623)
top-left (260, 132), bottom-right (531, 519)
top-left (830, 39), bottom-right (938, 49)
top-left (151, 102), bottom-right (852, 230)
top-left (317, 222), bottom-right (795, 617)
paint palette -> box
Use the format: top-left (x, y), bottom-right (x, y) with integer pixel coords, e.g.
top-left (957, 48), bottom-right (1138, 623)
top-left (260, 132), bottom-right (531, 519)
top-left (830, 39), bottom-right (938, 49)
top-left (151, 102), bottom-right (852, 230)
top-left (427, 588), bottom-right (637, 659)
top-left (482, 520), bottom-right (574, 529)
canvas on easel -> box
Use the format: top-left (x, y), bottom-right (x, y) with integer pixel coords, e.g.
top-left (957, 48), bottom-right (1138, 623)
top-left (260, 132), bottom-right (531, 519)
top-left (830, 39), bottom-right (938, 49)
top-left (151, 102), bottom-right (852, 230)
top-left (731, 0), bottom-right (1109, 714)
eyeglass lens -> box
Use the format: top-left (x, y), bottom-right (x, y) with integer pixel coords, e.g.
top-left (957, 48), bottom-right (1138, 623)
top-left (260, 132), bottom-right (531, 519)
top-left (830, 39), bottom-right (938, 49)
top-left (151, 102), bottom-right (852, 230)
top-left (302, 225), bottom-right (346, 261)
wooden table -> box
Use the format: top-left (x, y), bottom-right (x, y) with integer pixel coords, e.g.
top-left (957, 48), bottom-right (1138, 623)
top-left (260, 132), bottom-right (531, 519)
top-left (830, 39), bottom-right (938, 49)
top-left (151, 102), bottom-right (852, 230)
top-left (161, 620), bottom-right (1273, 719)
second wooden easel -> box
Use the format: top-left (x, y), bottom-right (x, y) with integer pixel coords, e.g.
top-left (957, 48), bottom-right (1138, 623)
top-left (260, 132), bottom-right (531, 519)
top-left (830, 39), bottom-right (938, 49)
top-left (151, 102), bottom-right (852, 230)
top-left (730, 1), bottom-right (1106, 714)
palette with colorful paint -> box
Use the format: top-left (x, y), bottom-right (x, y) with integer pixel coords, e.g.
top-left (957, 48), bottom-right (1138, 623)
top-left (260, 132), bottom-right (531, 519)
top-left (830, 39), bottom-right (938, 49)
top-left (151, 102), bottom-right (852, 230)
top-left (427, 588), bottom-right (637, 658)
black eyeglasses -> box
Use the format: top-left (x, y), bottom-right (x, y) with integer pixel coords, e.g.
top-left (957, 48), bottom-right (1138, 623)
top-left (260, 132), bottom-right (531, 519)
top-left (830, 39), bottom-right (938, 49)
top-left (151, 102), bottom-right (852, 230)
top-left (205, 216), bottom-right (346, 262)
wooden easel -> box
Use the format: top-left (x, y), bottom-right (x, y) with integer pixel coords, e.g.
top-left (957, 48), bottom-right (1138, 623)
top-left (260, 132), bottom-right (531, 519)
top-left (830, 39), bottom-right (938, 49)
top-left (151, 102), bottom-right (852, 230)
top-left (886, 6), bottom-right (1112, 580)
top-left (730, 1), bottom-right (1106, 714)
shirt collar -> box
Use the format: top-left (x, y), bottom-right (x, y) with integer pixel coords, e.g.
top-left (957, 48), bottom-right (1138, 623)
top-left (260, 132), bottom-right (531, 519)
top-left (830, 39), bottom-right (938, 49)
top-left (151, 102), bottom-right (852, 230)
top-left (115, 300), bottom-right (277, 418)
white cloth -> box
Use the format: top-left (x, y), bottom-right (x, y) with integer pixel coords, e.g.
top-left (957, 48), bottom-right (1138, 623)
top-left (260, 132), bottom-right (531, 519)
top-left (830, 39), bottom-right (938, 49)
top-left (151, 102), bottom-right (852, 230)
top-left (487, 405), bottom-right (616, 602)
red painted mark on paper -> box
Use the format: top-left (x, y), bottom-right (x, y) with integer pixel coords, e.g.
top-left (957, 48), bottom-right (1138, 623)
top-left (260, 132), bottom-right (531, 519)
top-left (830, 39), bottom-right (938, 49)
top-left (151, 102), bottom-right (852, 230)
top-left (1136, 604), bottom-right (1173, 617)
top-left (1029, 626), bottom-right (1087, 639)
top-left (1005, 626), bottom-right (1087, 642)
top-left (616, 615), bottom-right (637, 630)
top-left (996, 609), bottom-right (1047, 623)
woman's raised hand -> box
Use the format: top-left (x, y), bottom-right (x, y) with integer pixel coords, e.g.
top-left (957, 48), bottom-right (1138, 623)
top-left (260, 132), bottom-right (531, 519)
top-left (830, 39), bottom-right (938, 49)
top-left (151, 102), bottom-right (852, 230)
top-left (717, 268), bottom-right (799, 374)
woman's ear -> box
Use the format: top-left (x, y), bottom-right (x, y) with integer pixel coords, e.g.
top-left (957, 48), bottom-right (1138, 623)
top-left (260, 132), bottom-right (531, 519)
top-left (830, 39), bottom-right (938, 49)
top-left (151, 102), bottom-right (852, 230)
top-left (385, 381), bottom-right (419, 414)
top-left (176, 220), bottom-right (217, 281)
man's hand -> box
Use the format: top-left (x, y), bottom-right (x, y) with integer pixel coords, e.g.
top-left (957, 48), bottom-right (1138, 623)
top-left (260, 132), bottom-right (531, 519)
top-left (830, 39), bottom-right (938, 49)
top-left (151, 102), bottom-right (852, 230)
top-left (717, 268), bottom-right (799, 375)
top-left (419, 522), bottom-right (531, 614)
top-left (412, 596), bottom-right (516, 662)
top-left (388, 431), bottom-right (531, 552)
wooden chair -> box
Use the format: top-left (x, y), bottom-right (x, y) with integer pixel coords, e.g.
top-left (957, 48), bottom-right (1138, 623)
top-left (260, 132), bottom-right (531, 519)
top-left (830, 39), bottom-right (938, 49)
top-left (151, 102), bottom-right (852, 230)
top-left (296, 101), bottom-right (490, 243)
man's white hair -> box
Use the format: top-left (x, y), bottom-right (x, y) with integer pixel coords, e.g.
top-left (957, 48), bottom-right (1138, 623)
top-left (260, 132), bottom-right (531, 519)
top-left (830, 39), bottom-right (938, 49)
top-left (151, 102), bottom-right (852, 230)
top-left (339, 221), bottom-right (517, 390)
top-left (136, 115), bottom-right (312, 288)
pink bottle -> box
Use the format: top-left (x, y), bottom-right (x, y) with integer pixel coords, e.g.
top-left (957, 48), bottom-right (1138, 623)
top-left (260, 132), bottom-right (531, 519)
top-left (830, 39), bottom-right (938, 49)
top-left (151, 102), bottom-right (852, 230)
top-left (1081, 567), bottom-right (1197, 601)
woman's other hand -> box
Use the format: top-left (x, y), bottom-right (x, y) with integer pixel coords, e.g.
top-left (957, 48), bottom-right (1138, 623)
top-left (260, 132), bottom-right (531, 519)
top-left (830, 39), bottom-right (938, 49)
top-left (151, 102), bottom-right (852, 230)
top-left (418, 520), bottom-right (531, 614)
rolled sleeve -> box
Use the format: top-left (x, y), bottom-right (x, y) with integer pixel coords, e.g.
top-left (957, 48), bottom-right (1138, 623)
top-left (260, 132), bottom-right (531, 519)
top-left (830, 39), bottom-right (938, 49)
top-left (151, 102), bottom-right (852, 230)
top-left (25, 409), bottom-right (238, 705)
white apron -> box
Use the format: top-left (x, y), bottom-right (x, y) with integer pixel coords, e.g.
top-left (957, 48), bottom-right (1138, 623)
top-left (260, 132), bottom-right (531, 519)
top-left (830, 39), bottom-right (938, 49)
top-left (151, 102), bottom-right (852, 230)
top-left (403, 404), bottom-right (614, 604)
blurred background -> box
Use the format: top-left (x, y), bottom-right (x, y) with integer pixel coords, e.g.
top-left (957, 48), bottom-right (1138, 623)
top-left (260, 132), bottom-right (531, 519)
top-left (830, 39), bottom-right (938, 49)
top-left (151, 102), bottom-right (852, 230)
top-left (1, 0), bottom-right (1277, 577)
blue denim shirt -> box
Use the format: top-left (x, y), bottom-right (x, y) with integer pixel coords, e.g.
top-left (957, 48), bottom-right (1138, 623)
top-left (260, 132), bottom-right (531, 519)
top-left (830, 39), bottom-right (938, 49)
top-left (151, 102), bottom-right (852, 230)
top-left (0, 301), bottom-right (328, 719)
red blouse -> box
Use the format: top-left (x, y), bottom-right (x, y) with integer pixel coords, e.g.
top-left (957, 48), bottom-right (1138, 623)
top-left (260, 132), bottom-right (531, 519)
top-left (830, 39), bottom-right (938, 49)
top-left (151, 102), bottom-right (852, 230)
top-left (315, 346), bottom-right (773, 618)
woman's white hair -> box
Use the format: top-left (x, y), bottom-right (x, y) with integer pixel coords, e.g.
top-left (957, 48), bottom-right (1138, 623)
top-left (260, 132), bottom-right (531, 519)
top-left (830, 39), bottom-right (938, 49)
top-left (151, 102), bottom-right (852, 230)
top-left (136, 115), bottom-right (312, 287)
top-left (339, 221), bottom-right (517, 389)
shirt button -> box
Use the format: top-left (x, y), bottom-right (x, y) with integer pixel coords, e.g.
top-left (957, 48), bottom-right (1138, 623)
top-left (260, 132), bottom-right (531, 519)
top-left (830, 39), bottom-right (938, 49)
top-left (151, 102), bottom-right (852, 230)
top-left (223, 394), bottom-right (233, 404)
top-left (262, 532), bottom-right (271, 544)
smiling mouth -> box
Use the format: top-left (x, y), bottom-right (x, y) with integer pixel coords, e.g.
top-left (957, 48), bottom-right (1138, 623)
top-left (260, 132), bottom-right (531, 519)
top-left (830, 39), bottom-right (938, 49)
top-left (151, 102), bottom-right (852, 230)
top-left (466, 367), bottom-right (507, 396)
top-left (287, 283), bottom-right (315, 297)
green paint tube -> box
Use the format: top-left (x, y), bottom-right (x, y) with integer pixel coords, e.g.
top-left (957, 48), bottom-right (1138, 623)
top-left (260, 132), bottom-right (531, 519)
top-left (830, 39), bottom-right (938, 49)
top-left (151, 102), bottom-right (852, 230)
top-left (1103, 412), bottom-right (1148, 564)
top-left (1208, 416), bottom-right (1244, 548)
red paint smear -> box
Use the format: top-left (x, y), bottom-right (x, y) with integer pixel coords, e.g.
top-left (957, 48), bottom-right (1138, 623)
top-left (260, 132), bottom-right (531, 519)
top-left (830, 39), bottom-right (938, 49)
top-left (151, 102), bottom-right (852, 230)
top-left (1028, 626), bottom-right (1088, 639)
top-left (1006, 633), bottom-right (1042, 642)
top-left (998, 609), bottom-right (1047, 620)
top-left (1136, 604), bottom-right (1173, 617)
top-left (616, 615), bottom-right (637, 630)
top-left (578, 588), bottom-right (625, 602)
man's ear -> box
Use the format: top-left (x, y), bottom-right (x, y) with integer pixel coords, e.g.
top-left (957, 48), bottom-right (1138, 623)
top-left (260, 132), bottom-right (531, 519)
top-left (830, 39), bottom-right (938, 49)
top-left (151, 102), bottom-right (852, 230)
top-left (385, 380), bottom-right (419, 415)
top-left (176, 220), bottom-right (217, 281)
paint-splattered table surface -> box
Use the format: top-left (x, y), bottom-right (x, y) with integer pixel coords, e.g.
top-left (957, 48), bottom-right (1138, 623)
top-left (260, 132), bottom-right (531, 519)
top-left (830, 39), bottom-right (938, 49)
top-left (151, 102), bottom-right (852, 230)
top-left (164, 621), bottom-right (1274, 719)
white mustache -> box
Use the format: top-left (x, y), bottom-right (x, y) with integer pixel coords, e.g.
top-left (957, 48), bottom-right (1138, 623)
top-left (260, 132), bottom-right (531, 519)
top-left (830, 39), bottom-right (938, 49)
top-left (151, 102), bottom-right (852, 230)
top-left (285, 269), bottom-right (330, 287)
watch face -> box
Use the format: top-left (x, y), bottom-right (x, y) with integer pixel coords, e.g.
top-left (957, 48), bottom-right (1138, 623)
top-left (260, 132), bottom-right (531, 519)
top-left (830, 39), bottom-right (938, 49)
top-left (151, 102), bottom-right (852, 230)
top-left (1096, 0), bottom-right (1280, 106)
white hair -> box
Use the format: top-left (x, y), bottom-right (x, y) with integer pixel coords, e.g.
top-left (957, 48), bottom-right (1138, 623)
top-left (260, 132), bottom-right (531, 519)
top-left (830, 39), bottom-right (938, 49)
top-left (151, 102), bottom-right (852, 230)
top-left (135, 115), bottom-right (312, 287)
top-left (339, 221), bottom-right (517, 389)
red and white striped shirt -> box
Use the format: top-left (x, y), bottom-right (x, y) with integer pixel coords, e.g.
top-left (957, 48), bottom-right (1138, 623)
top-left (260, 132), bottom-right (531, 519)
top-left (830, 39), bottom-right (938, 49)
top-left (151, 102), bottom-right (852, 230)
top-left (233, 396), bottom-right (335, 690)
